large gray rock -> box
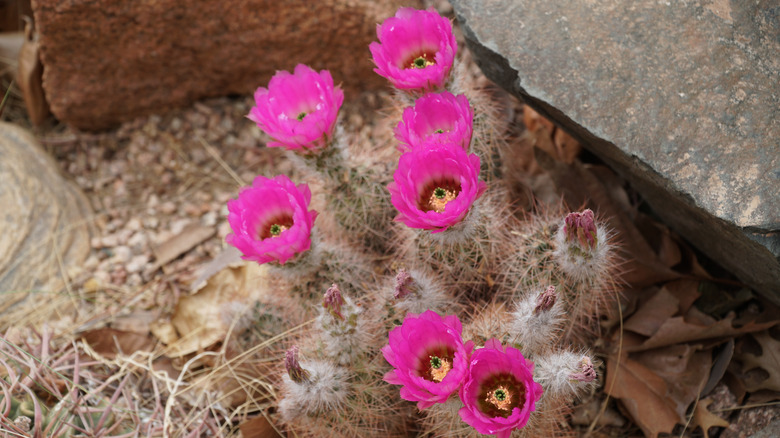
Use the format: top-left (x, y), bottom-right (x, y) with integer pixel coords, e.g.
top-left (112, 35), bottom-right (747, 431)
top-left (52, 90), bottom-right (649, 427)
top-left (0, 122), bottom-right (92, 322)
top-left (452, 0), bottom-right (780, 302)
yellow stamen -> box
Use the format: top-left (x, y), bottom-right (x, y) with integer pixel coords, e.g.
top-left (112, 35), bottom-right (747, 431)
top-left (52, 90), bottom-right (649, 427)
top-left (427, 187), bottom-right (457, 213)
top-left (407, 52), bottom-right (437, 69)
top-left (269, 224), bottom-right (288, 237)
top-left (485, 386), bottom-right (513, 411)
top-left (429, 356), bottom-right (452, 382)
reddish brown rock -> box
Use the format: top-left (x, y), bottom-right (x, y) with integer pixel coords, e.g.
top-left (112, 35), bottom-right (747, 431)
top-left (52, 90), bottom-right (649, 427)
top-left (32, 0), bottom-right (420, 131)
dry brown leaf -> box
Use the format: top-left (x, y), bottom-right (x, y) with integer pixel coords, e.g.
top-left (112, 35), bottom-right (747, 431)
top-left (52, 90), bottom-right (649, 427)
top-left (80, 328), bottom-right (155, 359)
top-left (627, 310), bottom-right (777, 352)
top-left (152, 223), bottom-right (216, 268)
top-left (633, 344), bottom-right (712, 421)
top-left (168, 262), bottom-right (268, 357)
top-left (239, 415), bottom-right (280, 438)
top-left (624, 287), bottom-right (680, 336)
top-left (740, 331), bottom-right (780, 392)
top-left (606, 353), bottom-right (682, 437)
top-left (664, 279), bottom-right (702, 314)
top-left (692, 398), bottom-right (729, 438)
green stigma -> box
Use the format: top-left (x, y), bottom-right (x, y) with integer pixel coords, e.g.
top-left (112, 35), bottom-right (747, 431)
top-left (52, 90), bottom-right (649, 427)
top-left (269, 224), bottom-right (283, 236)
top-left (494, 389), bottom-right (507, 401)
top-left (434, 187), bottom-right (447, 199)
top-left (413, 57), bottom-right (427, 68)
top-left (430, 356), bottom-right (443, 369)
top-left (434, 129), bottom-right (445, 134)
top-left (296, 112), bottom-right (307, 121)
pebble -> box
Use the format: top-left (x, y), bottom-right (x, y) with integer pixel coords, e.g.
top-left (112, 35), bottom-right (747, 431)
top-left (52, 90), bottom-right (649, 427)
top-left (160, 201), bottom-right (177, 215)
top-left (112, 245), bottom-right (132, 263)
top-left (127, 255), bottom-right (149, 274)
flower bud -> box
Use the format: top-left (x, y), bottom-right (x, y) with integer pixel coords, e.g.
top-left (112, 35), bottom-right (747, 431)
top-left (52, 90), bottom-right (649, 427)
top-left (533, 286), bottom-right (557, 314)
top-left (323, 284), bottom-right (345, 321)
top-left (564, 209), bottom-right (598, 250)
top-left (285, 345), bottom-right (310, 384)
top-left (569, 356), bottom-right (596, 383)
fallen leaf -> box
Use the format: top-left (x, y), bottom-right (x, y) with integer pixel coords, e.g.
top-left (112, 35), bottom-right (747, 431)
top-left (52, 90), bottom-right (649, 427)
top-left (80, 328), bottom-right (155, 359)
top-left (606, 353), bottom-right (682, 437)
top-left (740, 330), bottom-right (780, 392)
top-left (692, 398), bottom-right (729, 438)
top-left (702, 339), bottom-right (734, 395)
top-left (168, 262), bottom-right (267, 357)
top-left (623, 287), bottom-right (680, 337)
top-left (627, 310), bottom-right (777, 352)
top-left (632, 344), bottom-right (712, 421)
top-left (152, 223), bottom-right (215, 269)
top-left (664, 279), bottom-right (701, 314)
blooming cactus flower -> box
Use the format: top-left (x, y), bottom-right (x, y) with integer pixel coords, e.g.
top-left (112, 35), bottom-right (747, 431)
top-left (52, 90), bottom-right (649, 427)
top-left (394, 91), bottom-right (473, 152)
top-left (458, 339), bottom-right (543, 438)
top-left (388, 142), bottom-right (486, 233)
top-left (369, 8), bottom-right (457, 92)
top-left (226, 174), bottom-right (318, 265)
top-left (382, 310), bottom-right (474, 410)
top-left (247, 64), bottom-right (344, 153)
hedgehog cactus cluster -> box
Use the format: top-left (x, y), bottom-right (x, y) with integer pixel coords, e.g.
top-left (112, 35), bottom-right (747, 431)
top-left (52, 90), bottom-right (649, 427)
top-left (227, 7), bottom-right (621, 437)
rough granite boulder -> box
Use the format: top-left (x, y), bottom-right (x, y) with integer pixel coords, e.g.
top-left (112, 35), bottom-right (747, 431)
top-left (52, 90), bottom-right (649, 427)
top-left (31, 0), bottom-right (419, 131)
top-left (451, 0), bottom-right (780, 301)
top-left (0, 122), bottom-right (91, 320)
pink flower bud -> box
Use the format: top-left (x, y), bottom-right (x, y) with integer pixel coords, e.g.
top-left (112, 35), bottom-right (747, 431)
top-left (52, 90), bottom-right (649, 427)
top-left (533, 286), bottom-right (557, 314)
top-left (569, 356), bottom-right (596, 383)
top-left (323, 284), bottom-right (345, 321)
top-left (394, 269), bottom-right (416, 299)
top-left (285, 345), bottom-right (310, 384)
top-left (563, 209), bottom-right (598, 250)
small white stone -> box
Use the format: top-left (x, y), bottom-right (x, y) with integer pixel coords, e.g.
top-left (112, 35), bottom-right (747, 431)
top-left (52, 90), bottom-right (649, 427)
top-left (127, 255), bottom-right (149, 274)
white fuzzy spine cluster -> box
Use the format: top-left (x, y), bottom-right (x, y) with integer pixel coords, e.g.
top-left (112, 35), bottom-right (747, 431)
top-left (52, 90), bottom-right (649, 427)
top-left (279, 359), bottom-right (349, 421)
top-left (507, 288), bottom-right (565, 357)
top-left (552, 222), bottom-right (611, 284)
top-left (318, 289), bottom-right (371, 365)
top-left (534, 351), bottom-right (597, 401)
top-left (392, 268), bottom-right (451, 316)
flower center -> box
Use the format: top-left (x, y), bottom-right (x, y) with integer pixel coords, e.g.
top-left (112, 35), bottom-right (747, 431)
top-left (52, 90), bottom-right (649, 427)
top-left (420, 181), bottom-right (461, 213)
top-left (478, 374), bottom-right (525, 418)
top-left (406, 52), bottom-right (437, 69)
top-left (258, 215), bottom-right (294, 239)
top-left (428, 355), bottom-right (452, 382)
top-left (296, 112), bottom-right (307, 121)
top-left (434, 129), bottom-right (446, 134)
top-left (417, 347), bottom-right (455, 383)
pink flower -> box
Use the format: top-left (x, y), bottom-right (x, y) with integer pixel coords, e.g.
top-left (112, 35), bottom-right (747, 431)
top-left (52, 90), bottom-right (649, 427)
top-left (388, 142), bottom-right (486, 233)
top-left (226, 175), bottom-right (318, 265)
top-left (247, 64), bottom-right (344, 153)
top-left (458, 339), bottom-right (543, 438)
top-left (395, 91), bottom-right (473, 152)
top-left (369, 8), bottom-right (457, 92)
top-left (382, 310), bottom-right (474, 410)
